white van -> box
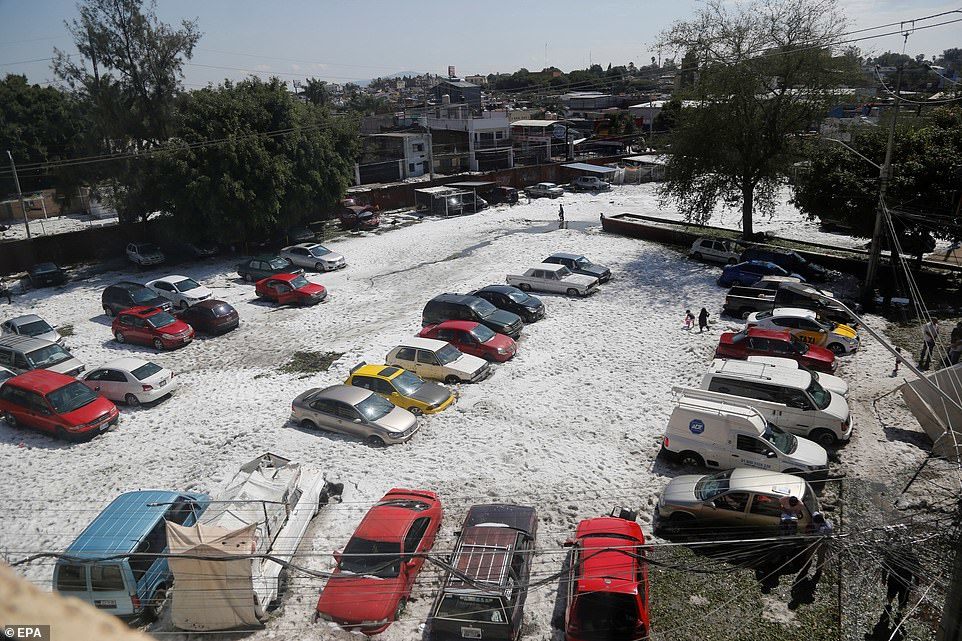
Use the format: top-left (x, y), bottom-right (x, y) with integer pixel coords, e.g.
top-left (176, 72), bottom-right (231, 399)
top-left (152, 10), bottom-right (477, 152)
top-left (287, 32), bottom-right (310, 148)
top-left (661, 392), bottom-right (828, 476)
top-left (746, 355), bottom-right (849, 397)
top-left (699, 359), bottom-right (852, 447)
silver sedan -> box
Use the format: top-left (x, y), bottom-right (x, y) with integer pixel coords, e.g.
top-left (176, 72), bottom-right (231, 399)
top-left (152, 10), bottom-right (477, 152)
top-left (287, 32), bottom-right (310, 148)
top-left (290, 384), bottom-right (418, 446)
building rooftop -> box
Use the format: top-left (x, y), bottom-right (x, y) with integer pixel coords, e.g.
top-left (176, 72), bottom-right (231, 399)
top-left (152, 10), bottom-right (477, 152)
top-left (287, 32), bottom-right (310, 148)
top-left (510, 119), bottom-right (562, 127)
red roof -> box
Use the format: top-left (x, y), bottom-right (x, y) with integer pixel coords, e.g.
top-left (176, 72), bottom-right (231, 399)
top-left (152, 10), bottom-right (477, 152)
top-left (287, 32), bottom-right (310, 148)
top-left (7, 369), bottom-right (77, 394)
top-left (261, 273), bottom-right (299, 284)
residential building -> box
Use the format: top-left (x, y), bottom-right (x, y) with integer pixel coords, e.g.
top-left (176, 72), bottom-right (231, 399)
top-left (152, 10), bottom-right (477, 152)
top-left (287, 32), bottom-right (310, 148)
top-left (432, 79), bottom-right (482, 113)
top-left (426, 102), bottom-right (512, 172)
top-left (464, 74), bottom-right (488, 87)
top-left (356, 132), bottom-right (431, 185)
top-left (510, 119), bottom-right (578, 164)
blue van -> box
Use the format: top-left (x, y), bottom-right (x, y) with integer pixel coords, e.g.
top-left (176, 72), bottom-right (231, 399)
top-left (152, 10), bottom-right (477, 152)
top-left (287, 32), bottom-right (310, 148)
top-left (53, 490), bottom-right (208, 621)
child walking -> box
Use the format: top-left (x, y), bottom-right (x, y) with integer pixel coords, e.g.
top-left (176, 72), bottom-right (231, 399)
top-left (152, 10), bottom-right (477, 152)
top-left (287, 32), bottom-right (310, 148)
top-left (684, 309), bottom-right (695, 330)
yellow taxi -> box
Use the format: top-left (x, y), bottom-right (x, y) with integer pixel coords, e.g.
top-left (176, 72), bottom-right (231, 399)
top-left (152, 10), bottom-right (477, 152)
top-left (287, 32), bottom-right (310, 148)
top-left (747, 307), bottom-right (860, 355)
top-left (345, 363), bottom-right (455, 415)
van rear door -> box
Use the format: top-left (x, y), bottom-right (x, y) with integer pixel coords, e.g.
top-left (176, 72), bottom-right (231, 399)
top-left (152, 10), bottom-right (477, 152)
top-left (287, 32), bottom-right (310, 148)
top-left (55, 561), bottom-right (135, 617)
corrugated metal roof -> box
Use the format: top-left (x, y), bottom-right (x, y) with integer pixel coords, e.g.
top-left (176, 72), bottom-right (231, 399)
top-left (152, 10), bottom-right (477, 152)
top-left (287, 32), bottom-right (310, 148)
top-left (561, 162), bottom-right (618, 175)
top-left (66, 490), bottom-right (187, 558)
top-left (509, 119), bottom-right (561, 127)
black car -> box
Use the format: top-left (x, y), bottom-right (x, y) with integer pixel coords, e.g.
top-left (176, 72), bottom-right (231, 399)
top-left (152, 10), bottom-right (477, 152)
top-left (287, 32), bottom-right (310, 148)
top-left (101, 281), bottom-right (172, 316)
top-left (469, 285), bottom-right (545, 323)
top-left (739, 246), bottom-right (830, 282)
top-left (236, 255), bottom-right (299, 282)
top-left (176, 299), bottom-right (239, 335)
top-left (27, 262), bottom-right (68, 288)
top-left (543, 253), bottom-right (611, 283)
top-left (422, 293), bottom-right (523, 339)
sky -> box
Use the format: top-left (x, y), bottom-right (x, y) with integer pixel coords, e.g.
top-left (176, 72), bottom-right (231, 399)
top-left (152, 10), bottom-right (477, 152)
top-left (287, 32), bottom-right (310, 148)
top-left (0, 0), bottom-right (959, 89)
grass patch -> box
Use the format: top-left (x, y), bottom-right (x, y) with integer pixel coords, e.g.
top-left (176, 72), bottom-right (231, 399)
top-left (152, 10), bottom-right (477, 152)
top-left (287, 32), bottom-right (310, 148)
top-left (886, 316), bottom-right (962, 369)
top-left (57, 324), bottom-right (75, 337)
top-left (279, 351), bottom-right (343, 375)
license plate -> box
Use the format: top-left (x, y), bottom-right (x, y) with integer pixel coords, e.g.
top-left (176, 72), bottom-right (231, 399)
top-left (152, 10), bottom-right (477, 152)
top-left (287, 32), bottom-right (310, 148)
top-left (461, 627), bottom-right (481, 639)
top-left (159, 379), bottom-right (167, 387)
top-left (98, 421), bottom-right (110, 432)
top-left (94, 599), bottom-right (116, 609)
top-left (182, 336), bottom-right (192, 343)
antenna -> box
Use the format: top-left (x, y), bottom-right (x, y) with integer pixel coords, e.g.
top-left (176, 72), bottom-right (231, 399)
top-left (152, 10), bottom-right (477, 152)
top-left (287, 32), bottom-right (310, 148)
top-left (544, 42), bottom-right (548, 69)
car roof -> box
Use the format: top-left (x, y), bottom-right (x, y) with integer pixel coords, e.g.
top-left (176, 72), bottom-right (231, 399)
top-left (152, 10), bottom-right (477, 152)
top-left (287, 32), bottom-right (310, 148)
top-left (476, 285), bottom-right (519, 295)
top-left (746, 327), bottom-right (793, 341)
top-left (149, 275), bottom-right (190, 284)
top-left (396, 337), bottom-right (447, 350)
top-left (289, 242), bottom-right (324, 250)
top-left (64, 490), bottom-right (196, 559)
top-left (729, 468), bottom-right (807, 498)
top-left (6, 314), bottom-right (44, 326)
top-left (448, 526), bottom-right (521, 591)
top-left (252, 254), bottom-right (283, 261)
top-left (354, 499), bottom-right (425, 542)
top-left (315, 384), bottom-right (373, 404)
top-left (119, 306), bottom-right (165, 317)
top-left (534, 262), bottom-right (566, 272)
top-left (675, 392), bottom-right (766, 422)
top-left (548, 252), bottom-right (583, 260)
top-left (769, 307), bottom-right (818, 319)
top-left (430, 320), bottom-right (480, 332)
top-left (262, 272), bottom-right (298, 282)
top-left (6, 369), bottom-right (76, 393)
top-left (708, 359), bottom-right (811, 387)
top-left (430, 293), bottom-right (477, 304)
top-left (575, 517), bottom-right (644, 595)
top-left (352, 363), bottom-right (403, 379)
top-left (191, 299), bottom-right (230, 310)
top-left (0, 334), bottom-right (59, 350)
top-left (109, 281), bottom-right (148, 291)
top-left (98, 357), bottom-right (151, 372)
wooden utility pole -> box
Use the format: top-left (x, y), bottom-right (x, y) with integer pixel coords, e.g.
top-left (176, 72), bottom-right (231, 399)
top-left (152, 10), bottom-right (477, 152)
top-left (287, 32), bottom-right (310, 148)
top-left (6, 150), bottom-right (31, 239)
top-left (938, 500), bottom-right (962, 641)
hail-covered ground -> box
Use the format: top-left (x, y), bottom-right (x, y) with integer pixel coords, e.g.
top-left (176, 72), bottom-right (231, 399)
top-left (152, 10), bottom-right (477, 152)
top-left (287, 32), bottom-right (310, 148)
top-left (0, 184), bottom-right (930, 640)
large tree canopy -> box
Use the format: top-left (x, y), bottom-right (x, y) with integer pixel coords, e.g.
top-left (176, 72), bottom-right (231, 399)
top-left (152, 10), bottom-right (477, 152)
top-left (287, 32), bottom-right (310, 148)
top-left (657, 0), bottom-right (852, 237)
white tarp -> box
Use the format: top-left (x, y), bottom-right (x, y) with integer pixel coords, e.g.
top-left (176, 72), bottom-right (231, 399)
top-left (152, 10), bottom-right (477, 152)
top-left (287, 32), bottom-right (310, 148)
top-left (900, 363), bottom-right (962, 461)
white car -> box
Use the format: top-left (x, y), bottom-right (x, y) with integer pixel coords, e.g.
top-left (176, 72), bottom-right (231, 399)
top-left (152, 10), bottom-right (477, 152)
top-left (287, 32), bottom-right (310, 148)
top-left (2, 314), bottom-right (64, 347)
top-left (279, 243), bottom-right (347, 272)
top-left (746, 307), bottom-right (860, 355)
top-left (526, 182), bottom-right (564, 198)
top-left (569, 176), bottom-right (611, 192)
top-left (746, 355), bottom-right (849, 397)
top-left (126, 242), bottom-right (165, 266)
top-left (690, 237), bottom-right (740, 264)
top-left (146, 275), bottom-right (213, 309)
top-left (80, 357), bottom-right (176, 406)
top-left (506, 263), bottom-right (599, 296)
top-left (386, 337), bottom-right (491, 384)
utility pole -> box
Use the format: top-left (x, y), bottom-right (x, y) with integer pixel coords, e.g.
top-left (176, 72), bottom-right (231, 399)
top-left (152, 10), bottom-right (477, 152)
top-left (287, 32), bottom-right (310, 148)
top-left (424, 75), bottom-right (434, 180)
top-left (861, 64), bottom-right (903, 305)
top-left (6, 150), bottom-right (32, 240)
top-left (939, 505), bottom-right (962, 641)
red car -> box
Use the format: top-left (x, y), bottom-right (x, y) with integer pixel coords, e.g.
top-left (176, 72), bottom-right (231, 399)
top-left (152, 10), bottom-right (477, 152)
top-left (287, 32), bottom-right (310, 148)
top-left (715, 327), bottom-right (836, 373)
top-left (315, 489), bottom-right (442, 635)
top-left (0, 370), bottom-right (119, 440)
top-left (418, 320), bottom-right (517, 362)
top-left (255, 273), bottom-right (327, 305)
top-left (112, 306), bottom-right (194, 351)
top-left (564, 513), bottom-right (650, 641)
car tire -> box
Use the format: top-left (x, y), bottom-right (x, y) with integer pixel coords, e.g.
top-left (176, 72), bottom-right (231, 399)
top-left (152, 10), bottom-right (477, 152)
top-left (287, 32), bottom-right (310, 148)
top-left (315, 263), bottom-right (325, 272)
top-left (741, 309), bottom-right (754, 319)
top-left (810, 429), bottom-right (838, 448)
top-left (409, 407), bottom-right (423, 416)
top-left (828, 343), bottom-right (845, 355)
top-left (103, 306), bottom-right (115, 317)
top-left (678, 451), bottom-right (704, 468)
top-left (692, 252), bottom-right (703, 261)
top-left (3, 412), bottom-right (17, 429)
top-left (444, 375), bottom-right (461, 385)
top-left (114, 331), bottom-right (126, 344)
top-left (665, 512), bottom-right (698, 537)
top-left (394, 598), bottom-right (407, 621)
top-left (125, 394), bottom-right (140, 407)
top-left (366, 435), bottom-right (386, 447)
top-left (269, 568), bottom-right (289, 609)
top-left (141, 588), bottom-right (166, 622)
top-left (301, 419), bottom-right (318, 431)
top-left (566, 288), bottom-right (580, 297)
top-left (179, 300), bottom-right (189, 310)
top-left (518, 283), bottom-right (531, 292)
top-left (153, 338), bottom-right (165, 351)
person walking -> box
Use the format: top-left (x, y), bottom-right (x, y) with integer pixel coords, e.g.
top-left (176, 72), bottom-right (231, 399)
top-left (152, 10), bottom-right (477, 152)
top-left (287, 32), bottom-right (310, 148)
top-left (881, 546), bottom-right (919, 617)
top-left (558, 204), bottom-right (565, 229)
top-left (949, 321), bottom-right (962, 365)
top-left (684, 309), bottom-right (695, 330)
top-left (920, 318), bottom-right (939, 369)
top-left (698, 307), bottom-right (710, 333)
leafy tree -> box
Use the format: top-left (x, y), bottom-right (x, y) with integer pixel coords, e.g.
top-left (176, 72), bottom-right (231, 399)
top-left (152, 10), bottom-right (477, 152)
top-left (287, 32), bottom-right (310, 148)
top-left (301, 78), bottom-right (330, 107)
top-left (157, 77), bottom-right (358, 243)
top-left (657, 0), bottom-right (851, 238)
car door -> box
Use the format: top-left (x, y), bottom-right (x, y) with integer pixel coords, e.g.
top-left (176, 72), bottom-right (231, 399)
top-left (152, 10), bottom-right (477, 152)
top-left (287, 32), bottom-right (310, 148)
top-left (391, 347), bottom-right (418, 374)
top-left (778, 387), bottom-right (814, 433)
top-left (152, 281), bottom-right (175, 304)
top-left (269, 280), bottom-right (294, 304)
top-left (307, 397), bottom-right (340, 431)
top-left (746, 493), bottom-right (784, 528)
top-left (332, 400), bottom-right (367, 436)
top-left (25, 391), bottom-right (59, 434)
top-left (131, 317), bottom-right (151, 345)
top-left (0, 347), bottom-right (15, 371)
top-left (83, 369), bottom-right (112, 399)
top-left (415, 349), bottom-right (443, 380)
top-left (101, 369), bottom-right (130, 401)
top-left (797, 317), bottom-right (827, 346)
top-left (401, 516), bottom-right (433, 589)
top-left (704, 491), bottom-right (750, 526)
top-left (732, 434), bottom-right (778, 471)
top-left (1, 385), bottom-right (33, 427)
top-left (116, 314), bottom-right (137, 343)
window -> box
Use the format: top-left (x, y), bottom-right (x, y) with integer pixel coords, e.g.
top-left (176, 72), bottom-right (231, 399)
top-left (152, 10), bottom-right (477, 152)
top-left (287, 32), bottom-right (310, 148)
top-left (736, 435), bottom-right (775, 457)
top-left (417, 350), bottom-right (440, 366)
top-left (309, 398), bottom-right (337, 414)
top-left (713, 492), bottom-right (750, 512)
top-left (0, 348), bottom-right (12, 367)
top-left (749, 494), bottom-right (784, 518)
top-left (394, 347), bottom-right (416, 362)
top-left (104, 370), bottom-right (128, 383)
top-left (131, 363), bottom-right (162, 381)
top-left (352, 376), bottom-right (376, 391)
top-left (403, 517), bottom-right (431, 555)
top-left (781, 388), bottom-right (811, 409)
top-left (409, 163), bottom-right (415, 172)
top-left (496, 131), bottom-right (503, 139)
top-left (118, 315), bottom-right (134, 327)
top-left (130, 521), bottom-right (167, 583)
top-left (371, 378), bottom-right (395, 395)
top-left (436, 329), bottom-right (456, 342)
top-left (335, 402), bottom-right (361, 420)
top-left (86, 369), bottom-right (108, 382)
top-left (0, 385), bottom-right (29, 407)
top-left (56, 564), bottom-right (87, 592)
top-left (167, 499), bottom-right (196, 525)
top-left (413, 143), bottom-right (424, 152)
top-left (90, 565), bottom-right (125, 592)
top-left (155, 282), bottom-right (172, 292)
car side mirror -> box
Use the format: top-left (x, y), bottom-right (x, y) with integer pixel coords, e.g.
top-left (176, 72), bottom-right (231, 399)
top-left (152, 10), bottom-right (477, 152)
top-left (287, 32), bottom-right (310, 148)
top-left (767, 451), bottom-right (777, 458)
top-left (562, 538), bottom-right (575, 548)
top-left (353, 418), bottom-right (363, 424)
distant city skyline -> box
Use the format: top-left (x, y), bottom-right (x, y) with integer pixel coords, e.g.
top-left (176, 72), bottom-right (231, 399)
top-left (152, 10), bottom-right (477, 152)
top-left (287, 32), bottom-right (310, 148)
top-left (1, 0), bottom-right (958, 89)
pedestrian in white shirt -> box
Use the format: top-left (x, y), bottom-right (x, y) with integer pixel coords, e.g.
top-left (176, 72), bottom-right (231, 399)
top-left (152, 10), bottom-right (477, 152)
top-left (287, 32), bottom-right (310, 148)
top-left (920, 318), bottom-right (939, 369)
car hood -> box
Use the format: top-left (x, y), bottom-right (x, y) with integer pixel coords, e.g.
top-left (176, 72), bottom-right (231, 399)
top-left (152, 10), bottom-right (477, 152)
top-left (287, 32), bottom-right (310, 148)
top-left (814, 372), bottom-right (848, 397)
top-left (831, 324), bottom-right (858, 340)
top-left (60, 397), bottom-right (116, 425)
top-left (156, 320), bottom-right (192, 336)
top-left (296, 284), bottom-right (327, 297)
top-left (31, 329), bottom-right (63, 344)
top-left (409, 382), bottom-right (452, 407)
top-left (375, 406), bottom-right (417, 433)
top-left (451, 353), bottom-right (488, 375)
top-left (824, 391), bottom-right (850, 423)
top-left (184, 285), bottom-right (213, 299)
top-left (317, 574), bottom-right (403, 623)
top-left (44, 356), bottom-right (84, 375)
top-left (580, 264), bottom-right (609, 277)
top-left (562, 273), bottom-right (598, 287)
top-left (484, 334), bottom-right (515, 351)
top-left (318, 251), bottom-right (345, 263)
top-left (661, 475), bottom-right (704, 506)
top-left (486, 309), bottom-right (521, 327)
top-left (789, 436), bottom-right (828, 468)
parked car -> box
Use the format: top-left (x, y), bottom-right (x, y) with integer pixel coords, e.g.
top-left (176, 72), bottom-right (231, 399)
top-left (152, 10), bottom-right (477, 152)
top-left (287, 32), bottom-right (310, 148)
top-left (146, 275), bottom-right (213, 309)
top-left (2, 314), bottom-right (64, 347)
top-left (0, 369), bottom-right (119, 440)
top-left (0, 335), bottom-right (84, 376)
top-left (723, 281), bottom-right (854, 326)
top-left (468, 285), bottom-right (545, 323)
top-left (431, 504), bottom-right (537, 641)
top-left (280, 243), bottom-right (347, 272)
top-left (543, 252), bottom-right (611, 283)
top-left (506, 263), bottom-right (598, 296)
top-left (386, 338), bottom-right (491, 384)
top-left (419, 320), bottom-right (517, 362)
top-left (255, 273), bottom-right (327, 305)
top-left (655, 468), bottom-right (820, 537)
top-left (746, 355), bottom-right (849, 397)
top-left (236, 255), bottom-right (299, 282)
top-left (174, 300), bottom-right (239, 335)
top-left (102, 281), bottom-right (172, 317)
top-left (740, 246), bottom-right (830, 282)
top-left (112, 306), bottom-right (194, 351)
top-left (660, 389), bottom-right (829, 473)
top-left (179, 240), bottom-right (218, 258)
top-left (290, 384), bottom-right (419, 446)
top-left (564, 512), bottom-right (650, 641)
top-left (526, 182), bottom-right (564, 198)
top-left (422, 293), bottom-right (523, 339)
top-left (315, 489), bottom-right (443, 634)
top-left (715, 327), bottom-right (837, 374)
top-left (54, 490), bottom-right (208, 620)
top-left (80, 357), bottom-right (176, 407)
top-left (747, 307), bottom-right (859, 355)
top-left (126, 242), bottom-right (165, 267)
top-left (27, 262), bottom-right (67, 288)
top-left (0, 366), bottom-right (14, 387)
top-left (690, 237), bottom-right (740, 264)
top-left (717, 260), bottom-right (805, 288)
top-left (346, 363), bottom-right (454, 415)
top-left (569, 176), bottom-right (611, 192)
top-left (489, 186), bottom-right (519, 205)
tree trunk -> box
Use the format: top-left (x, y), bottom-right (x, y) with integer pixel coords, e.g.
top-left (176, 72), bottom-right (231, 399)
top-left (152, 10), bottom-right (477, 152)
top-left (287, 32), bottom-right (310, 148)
top-left (741, 182), bottom-right (754, 239)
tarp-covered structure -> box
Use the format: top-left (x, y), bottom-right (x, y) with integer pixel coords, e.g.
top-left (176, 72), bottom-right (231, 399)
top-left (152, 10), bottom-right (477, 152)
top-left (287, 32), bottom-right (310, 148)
top-left (900, 363), bottom-right (962, 461)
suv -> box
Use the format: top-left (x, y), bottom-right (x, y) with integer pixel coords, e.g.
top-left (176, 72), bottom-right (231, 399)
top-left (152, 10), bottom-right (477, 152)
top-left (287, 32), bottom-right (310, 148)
top-left (690, 237), bottom-right (739, 264)
top-left (0, 334), bottom-right (84, 376)
top-left (431, 504), bottom-right (537, 641)
top-left (102, 281), bottom-right (172, 317)
top-left (0, 370), bottom-right (119, 440)
top-left (543, 253), bottom-right (611, 283)
top-left (569, 176), bottom-right (611, 192)
top-left (718, 261), bottom-right (804, 287)
top-left (422, 294), bottom-right (523, 339)
top-left (126, 242), bottom-right (165, 267)
top-left (2, 314), bottom-right (64, 347)
top-left (236, 255), bottom-right (299, 282)
top-left (740, 246), bottom-right (830, 282)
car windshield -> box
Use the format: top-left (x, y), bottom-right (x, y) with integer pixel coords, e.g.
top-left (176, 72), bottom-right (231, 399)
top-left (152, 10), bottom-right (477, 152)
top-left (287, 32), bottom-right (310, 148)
top-left (26, 345), bottom-right (72, 368)
top-left (356, 393), bottom-right (395, 421)
top-left (309, 245), bottom-right (331, 257)
top-left (807, 378), bottom-right (831, 410)
top-left (557, 266), bottom-right (573, 278)
top-left (436, 344), bottom-right (462, 365)
top-left (211, 303), bottom-right (234, 317)
top-left (573, 593), bottom-right (640, 637)
top-left (35, 262), bottom-right (58, 273)
top-left (574, 257), bottom-right (592, 269)
top-left (731, 331), bottom-right (747, 344)
top-left (438, 595), bottom-right (507, 623)
top-left (131, 288), bottom-right (157, 304)
top-left (268, 258), bottom-right (290, 269)
top-left (340, 537), bottom-right (401, 578)
top-left (131, 362), bottom-right (163, 380)
top-left (47, 381), bottom-right (99, 414)
top-left (289, 276), bottom-right (310, 289)
top-left (470, 324), bottom-right (496, 343)
top-left (18, 320), bottom-right (54, 336)
top-left (469, 298), bottom-right (498, 317)
top-left (174, 278), bottom-right (201, 292)
top-left (694, 469), bottom-right (733, 500)
top-left (755, 311), bottom-right (773, 320)
top-left (392, 371), bottom-right (423, 395)
top-left (764, 424), bottom-right (798, 454)
top-left (506, 290), bottom-right (529, 304)
top-left (147, 312), bottom-right (177, 329)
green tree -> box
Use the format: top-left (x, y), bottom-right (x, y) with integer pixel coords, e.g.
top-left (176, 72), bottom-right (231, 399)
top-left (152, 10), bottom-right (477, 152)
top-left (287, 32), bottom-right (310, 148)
top-left (657, 0), bottom-right (850, 238)
top-left (157, 77), bottom-right (358, 244)
top-left (301, 78), bottom-right (330, 107)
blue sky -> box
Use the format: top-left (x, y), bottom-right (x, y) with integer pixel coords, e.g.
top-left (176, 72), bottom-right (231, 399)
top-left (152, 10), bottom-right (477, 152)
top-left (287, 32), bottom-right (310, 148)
top-left (1, 0), bottom-right (959, 88)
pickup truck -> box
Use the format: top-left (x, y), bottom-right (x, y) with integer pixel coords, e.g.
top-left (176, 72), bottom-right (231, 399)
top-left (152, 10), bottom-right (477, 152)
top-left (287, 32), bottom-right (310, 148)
top-left (569, 176), bottom-right (611, 192)
top-left (506, 263), bottom-right (598, 296)
top-left (723, 281), bottom-right (855, 326)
